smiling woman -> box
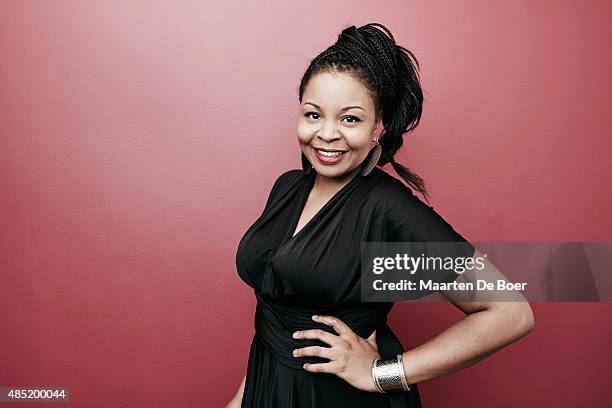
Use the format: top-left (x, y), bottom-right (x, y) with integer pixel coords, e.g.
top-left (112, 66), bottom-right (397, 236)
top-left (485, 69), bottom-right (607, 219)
top-left (298, 72), bottom-right (381, 182)
top-left (228, 22), bottom-right (534, 408)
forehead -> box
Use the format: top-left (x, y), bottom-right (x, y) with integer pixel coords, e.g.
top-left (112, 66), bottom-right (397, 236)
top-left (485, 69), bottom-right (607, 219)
top-left (303, 71), bottom-right (373, 108)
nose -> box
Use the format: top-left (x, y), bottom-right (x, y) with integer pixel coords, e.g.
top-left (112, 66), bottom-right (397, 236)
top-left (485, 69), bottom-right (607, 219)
top-left (316, 122), bottom-right (341, 142)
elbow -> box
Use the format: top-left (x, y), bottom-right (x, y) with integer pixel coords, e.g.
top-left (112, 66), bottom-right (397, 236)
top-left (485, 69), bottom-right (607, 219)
top-left (516, 302), bottom-right (535, 337)
top-left (493, 301), bottom-right (535, 340)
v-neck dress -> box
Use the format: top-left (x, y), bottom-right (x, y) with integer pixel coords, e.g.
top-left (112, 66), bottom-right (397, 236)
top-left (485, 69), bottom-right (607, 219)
top-left (236, 167), bottom-right (474, 408)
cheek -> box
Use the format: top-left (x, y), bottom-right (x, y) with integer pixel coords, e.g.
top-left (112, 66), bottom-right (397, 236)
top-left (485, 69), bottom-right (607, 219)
top-left (296, 121), bottom-right (316, 144)
top-left (296, 131), bottom-right (310, 145)
top-left (345, 131), bottom-right (374, 152)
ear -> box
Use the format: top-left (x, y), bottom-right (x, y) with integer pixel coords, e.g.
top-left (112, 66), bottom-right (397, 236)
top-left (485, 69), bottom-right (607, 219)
top-left (373, 120), bottom-right (383, 138)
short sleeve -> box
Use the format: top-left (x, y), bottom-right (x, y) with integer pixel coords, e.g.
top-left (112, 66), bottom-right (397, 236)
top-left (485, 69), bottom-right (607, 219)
top-left (379, 178), bottom-right (476, 286)
top-left (379, 178), bottom-right (473, 251)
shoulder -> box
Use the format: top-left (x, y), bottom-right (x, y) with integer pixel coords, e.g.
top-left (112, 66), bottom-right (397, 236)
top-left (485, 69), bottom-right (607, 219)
top-left (264, 169), bottom-right (307, 206)
top-left (368, 167), bottom-right (446, 230)
top-left (271, 168), bottom-right (306, 192)
top-left (368, 168), bottom-right (472, 244)
top-left (275, 168), bottom-right (305, 184)
top-left (368, 167), bottom-right (421, 211)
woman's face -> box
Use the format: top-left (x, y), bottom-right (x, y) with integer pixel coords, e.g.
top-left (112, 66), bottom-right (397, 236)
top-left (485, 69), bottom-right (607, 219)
top-left (297, 71), bottom-right (382, 179)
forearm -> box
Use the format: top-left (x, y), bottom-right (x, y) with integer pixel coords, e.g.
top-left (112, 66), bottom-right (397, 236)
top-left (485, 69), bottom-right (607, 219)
top-left (235, 374), bottom-right (246, 400)
top-left (226, 374), bottom-right (246, 407)
top-left (401, 303), bottom-right (534, 385)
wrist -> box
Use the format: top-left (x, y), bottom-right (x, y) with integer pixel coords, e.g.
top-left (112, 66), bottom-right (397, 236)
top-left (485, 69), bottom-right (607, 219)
top-left (371, 354), bottom-right (411, 393)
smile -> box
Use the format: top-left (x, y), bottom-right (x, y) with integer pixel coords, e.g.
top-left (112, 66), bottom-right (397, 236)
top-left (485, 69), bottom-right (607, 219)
top-left (313, 148), bottom-right (347, 164)
top-left (316, 149), bottom-right (345, 157)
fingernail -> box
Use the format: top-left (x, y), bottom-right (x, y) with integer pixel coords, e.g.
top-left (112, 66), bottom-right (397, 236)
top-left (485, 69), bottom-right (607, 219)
top-left (312, 315), bottom-right (318, 320)
top-left (293, 331), bottom-right (299, 338)
top-left (292, 349), bottom-right (298, 356)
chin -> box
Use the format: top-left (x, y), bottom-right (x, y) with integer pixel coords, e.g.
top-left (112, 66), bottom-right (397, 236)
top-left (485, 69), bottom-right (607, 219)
top-left (313, 164), bottom-right (354, 179)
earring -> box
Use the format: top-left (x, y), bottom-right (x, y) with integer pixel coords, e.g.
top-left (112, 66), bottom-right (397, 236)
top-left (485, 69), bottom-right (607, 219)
top-left (301, 152), bottom-right (312, 173)
top-left (361, 142), bottom-right (382, 177)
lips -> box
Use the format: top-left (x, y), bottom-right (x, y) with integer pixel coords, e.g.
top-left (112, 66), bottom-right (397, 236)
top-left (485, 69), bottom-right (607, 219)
top-left (313, 147), bottom-right (347, 164)
top-left (313, 147), bottom-right (348, 153)
top-left (315, 148), bottom-right (346, 157)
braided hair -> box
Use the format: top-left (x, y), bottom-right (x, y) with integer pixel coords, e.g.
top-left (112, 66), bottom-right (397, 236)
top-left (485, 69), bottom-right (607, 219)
top-left (298, 23), bottom-right (429, 202)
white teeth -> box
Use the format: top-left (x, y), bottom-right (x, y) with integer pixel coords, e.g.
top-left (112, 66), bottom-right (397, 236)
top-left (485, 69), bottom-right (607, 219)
top-left (317, 149), bottom-right (344, 157)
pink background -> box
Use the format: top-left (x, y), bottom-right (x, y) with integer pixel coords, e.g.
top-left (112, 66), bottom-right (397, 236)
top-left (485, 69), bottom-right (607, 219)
top-left (1, 1), bottom-right (611, 407)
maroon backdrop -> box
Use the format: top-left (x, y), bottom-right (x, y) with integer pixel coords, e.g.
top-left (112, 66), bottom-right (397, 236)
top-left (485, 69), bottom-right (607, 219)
top-left (1, 1), bottom-right (611, 407)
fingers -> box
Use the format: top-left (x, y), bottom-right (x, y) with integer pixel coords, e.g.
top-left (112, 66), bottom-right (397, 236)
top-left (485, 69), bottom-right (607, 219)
top-left (367, 329), bottom-right (379, 352)
top-left (293, 345), bottom-right (333, 360)
top-left (367, 329), bottom-right (377, 343)
top-left (302, 361), bottom-right (335, 373)
top-left (293, 328), bottom-right (341, 347)
top-left (312, 314), bottom-right (353, 337)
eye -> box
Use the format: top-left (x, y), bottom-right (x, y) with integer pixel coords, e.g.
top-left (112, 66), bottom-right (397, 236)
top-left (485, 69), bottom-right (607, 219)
top-left (304, 112), bottom-right (321, 120)
top-left (343, 115), bottom-right (362, 124)
top-left (304, 112), bottom-right (362, 124)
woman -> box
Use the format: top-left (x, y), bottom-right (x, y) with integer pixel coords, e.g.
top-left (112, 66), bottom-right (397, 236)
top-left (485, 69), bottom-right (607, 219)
top-left (227, 23), bottom-right (534, 407)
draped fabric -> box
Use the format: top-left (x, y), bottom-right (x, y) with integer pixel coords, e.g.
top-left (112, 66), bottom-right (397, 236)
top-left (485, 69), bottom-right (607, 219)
top-left (236, 167), bottom-right (474, 407)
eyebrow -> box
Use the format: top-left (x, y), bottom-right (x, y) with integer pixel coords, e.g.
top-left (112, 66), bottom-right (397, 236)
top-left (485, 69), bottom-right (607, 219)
top-left (303, 102), bottom-right (365, 111)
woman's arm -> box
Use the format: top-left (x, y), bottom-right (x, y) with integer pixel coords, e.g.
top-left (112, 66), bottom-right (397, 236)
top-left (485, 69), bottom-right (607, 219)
top-left (292, 249), bottom-right (534, 392)
top-left (224, 374), bottom-right (246, 408)
top-left (400, 249), bottom-right (535, 384)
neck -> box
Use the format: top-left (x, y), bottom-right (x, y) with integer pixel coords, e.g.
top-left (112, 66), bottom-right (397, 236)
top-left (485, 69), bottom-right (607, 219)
top-left (313, 165), bottom-right (361, 193)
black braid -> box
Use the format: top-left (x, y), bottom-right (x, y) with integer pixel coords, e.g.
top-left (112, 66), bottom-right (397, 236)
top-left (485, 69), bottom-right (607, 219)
top-left (298, 22), bottom-right (429, 203)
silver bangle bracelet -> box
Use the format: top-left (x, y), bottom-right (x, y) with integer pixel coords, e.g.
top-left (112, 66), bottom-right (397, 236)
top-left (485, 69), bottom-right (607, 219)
top-left (371, 353), bottom-right (411, 393)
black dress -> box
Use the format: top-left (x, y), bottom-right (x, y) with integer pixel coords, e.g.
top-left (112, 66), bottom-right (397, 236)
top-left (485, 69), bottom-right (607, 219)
top-left (236, 167), bottom-right (474, 408)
